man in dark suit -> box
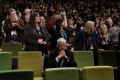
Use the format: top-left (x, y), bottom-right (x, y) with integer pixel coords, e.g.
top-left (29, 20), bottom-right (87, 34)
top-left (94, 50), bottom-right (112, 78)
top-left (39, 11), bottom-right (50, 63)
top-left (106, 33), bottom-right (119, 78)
top-left (24, 12), bottom-right (48, 55)
top-left (47, 38), bottom-right (77, 68)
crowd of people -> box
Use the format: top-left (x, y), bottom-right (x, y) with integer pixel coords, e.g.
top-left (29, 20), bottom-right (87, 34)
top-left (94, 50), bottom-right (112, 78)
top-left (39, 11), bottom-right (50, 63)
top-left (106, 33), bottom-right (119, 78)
top-left (0, 0), bottom-right (120, 68)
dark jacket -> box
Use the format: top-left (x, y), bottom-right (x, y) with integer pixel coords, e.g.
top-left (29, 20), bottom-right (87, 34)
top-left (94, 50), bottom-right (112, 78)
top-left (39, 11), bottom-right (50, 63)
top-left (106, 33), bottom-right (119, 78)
top-left (96, 34), bottom-right (112, 50)
top-left (24, 24), bottom-right (48, 54)
top-left (47, 48), bottom-right (77, 68)
top-left (4, 18), bottom-right (24, 43)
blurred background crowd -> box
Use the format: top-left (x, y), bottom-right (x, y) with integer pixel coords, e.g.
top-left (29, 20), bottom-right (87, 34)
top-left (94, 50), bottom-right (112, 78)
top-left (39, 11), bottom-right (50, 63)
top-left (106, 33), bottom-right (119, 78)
top-left (0, 0), bottom-right (120, 53)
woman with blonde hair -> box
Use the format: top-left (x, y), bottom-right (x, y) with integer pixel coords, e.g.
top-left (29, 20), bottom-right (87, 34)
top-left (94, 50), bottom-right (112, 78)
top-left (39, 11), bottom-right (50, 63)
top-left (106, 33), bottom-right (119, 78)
top-left (84, 21), bottom-right (96, 34)
top-left (96, 24), bottom-right (111, 50)
top-left (84, 21), bottom-right (98, 50)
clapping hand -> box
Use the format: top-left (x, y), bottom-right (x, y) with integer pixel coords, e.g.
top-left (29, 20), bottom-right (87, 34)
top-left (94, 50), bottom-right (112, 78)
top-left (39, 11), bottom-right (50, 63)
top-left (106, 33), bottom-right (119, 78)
top-left (38, 39), bottom-right (47, 45)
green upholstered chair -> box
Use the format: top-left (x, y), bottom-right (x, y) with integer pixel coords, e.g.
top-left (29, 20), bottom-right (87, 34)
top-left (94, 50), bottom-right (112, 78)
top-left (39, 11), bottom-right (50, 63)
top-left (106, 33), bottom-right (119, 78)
top-left (1, 42), bottom-right (23, 57)
top-left (97, 50), bottom-right (117, 67)
top-left (82, 66), bottom-right (114, 80)
top-left (74, 51), bottom-right (94, 68)
top-left (45, 67), bottom-right (79, 80)
top-left (0, 52), bottom-right (12, 70)
top-left (1, 43), bottom-right (23, 69)
top-left (0, 70), bottom-right (33, 80)
top-left (18, 51), bottom-right (43, 80)
top-left (34, 77), bottom-right (43, 80)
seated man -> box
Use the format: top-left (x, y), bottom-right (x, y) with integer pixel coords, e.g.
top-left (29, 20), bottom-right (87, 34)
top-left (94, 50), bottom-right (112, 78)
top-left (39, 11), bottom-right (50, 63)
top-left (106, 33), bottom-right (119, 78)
top-left (47, 38), bottom-right (77, 68)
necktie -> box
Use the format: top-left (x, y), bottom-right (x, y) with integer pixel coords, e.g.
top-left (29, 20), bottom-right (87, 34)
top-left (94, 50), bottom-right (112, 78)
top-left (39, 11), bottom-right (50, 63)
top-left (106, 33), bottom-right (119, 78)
top-left (36, 26), bottom-right (41, 35)
top-left (60, 30), bottom-right (68, 40)
top-left (60, 59), bottom-right (64, 67)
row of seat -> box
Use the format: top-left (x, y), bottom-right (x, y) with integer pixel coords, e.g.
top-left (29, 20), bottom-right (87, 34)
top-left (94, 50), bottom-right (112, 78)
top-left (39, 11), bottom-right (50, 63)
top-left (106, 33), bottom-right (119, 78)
top-left (0, 51), bottom-right (43, 80)
top-left (74, 50), bottom-right (120, 68)
top-left (0, 50), bottom-right (117, 69)
top-left (0, 42), bottom-right (119, 79)
top-left (74, 50), bottom-right (120, 80)
top-left (45, 66), bottom-right (114, 80)
top-left (0, 66), bottom-right (114, 80)
top-left (1, 42), bottom-right (119, 68)
top-left (0, 51), bottom-right (119, 79)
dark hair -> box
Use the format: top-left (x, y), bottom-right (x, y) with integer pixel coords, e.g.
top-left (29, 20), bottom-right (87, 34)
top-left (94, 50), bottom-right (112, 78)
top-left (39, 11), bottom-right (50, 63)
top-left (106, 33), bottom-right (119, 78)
top-left (55, 18), bottom-right (64, 30)
top-left (29, 12), bottom-right (39, 26)
top-left (114, 17), bottom-right (120, 25)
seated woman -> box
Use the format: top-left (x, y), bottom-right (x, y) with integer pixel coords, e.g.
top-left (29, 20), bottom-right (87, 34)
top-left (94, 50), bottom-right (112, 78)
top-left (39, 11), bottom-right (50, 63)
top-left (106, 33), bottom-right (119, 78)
top-left (47, 38), bottom-right (77, 68)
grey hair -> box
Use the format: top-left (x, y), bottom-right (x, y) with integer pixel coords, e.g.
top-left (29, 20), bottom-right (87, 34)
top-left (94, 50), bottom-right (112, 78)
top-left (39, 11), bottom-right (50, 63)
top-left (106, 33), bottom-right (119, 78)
top-left (57, 38), bottom-right (66, 44)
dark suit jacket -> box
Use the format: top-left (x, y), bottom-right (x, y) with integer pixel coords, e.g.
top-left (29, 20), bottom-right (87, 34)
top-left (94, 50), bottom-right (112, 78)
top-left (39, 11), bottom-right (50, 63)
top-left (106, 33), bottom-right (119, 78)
top-left (40, 24), bottom-right (51, 42)
top-left (74, 31), bottom-right (90, 50)
top-left (24, 24), bottom-right (48, 54)
top-left (47, 48), bottom-right (77, 68)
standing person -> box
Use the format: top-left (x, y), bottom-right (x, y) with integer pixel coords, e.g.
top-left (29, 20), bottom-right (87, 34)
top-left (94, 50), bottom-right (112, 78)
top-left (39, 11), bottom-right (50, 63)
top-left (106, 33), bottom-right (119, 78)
top-left (109, 17), bottom-right (120, 49)
top-left (24, 12), bottom-right (48, 55)
top-left (84, 21), bottom-right (97, 50)
top-left (105, 17), bottom-right (113, 29)
top-left (47, 38), bottom-right (77, 68)
top-left (51, 17), bottom-right (69, 50)
top-left (96, 24), bottom-right (111, 50)
top-left (39, 16), bottom-right (51, 43)
top-left (66, 18), bottom-right (76, 51)
top-left (22, 8), bottom-right (31, 26)
top-left (4, 8), bottom-right (24, 43)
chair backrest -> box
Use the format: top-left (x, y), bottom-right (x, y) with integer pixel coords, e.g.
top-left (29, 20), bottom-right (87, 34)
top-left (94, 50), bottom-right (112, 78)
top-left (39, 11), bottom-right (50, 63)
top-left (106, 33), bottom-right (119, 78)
top-left (0, 52), bottom-right (12, 70)
top-left (97, 50), bottom-right (117, 67)
top-left (0, 37), bottom-right (4, 48)
top-left (45, 67), bottom-right (79, 80)
top-left (1, 42), bottom-right (23, 56)
top-left (0, 70), bottom-right (33, 80)
top-left (18, 51), bottom-right (42, 77)
top-left (117, 50), bottom-right (120, 66)
top-left (74, 51), bottom-right (94, 68)
top-left (82, 66), bottom-right (114, 80)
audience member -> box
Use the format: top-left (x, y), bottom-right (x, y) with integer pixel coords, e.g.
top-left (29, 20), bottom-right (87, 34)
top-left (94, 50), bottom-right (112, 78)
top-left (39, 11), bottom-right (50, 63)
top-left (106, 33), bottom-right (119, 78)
top-left (4, 8), bottom-right (24, 43)
top-left (47, 38), bottom-right (77, 68)
top-left (24, 12), bottom-right (48, 55)
top-left (96, 24), bottom-right (111, 50)
top-left (109, 17), bottom-right (120, 49)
